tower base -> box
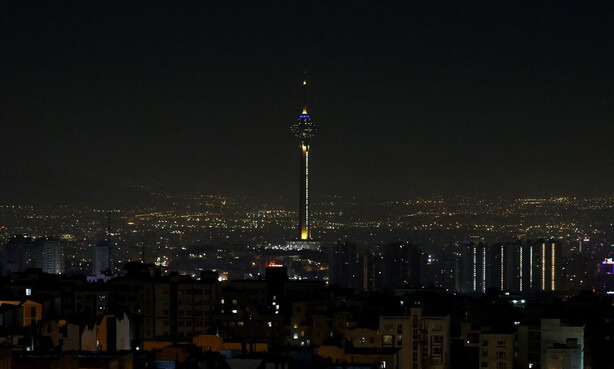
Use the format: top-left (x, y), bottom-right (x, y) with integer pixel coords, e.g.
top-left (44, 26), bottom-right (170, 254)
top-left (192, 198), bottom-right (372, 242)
top-left (285, 240), bottom-right (321, 251)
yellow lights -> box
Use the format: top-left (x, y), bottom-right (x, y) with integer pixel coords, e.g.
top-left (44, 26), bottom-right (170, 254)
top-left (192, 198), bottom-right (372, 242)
top-left (551, 242), bottom-right (556, 291)
top-left (303, 80), bottom-right (307, 86)
top-left (301, 229), bottom-right (308, 240)
top-left (541, 242), bottom-right (546, 291)
top-left (155, 256), bottom-right (169, 267)
top-left (500, 246), bottom-right (504, 290)
top-left (302, 106), bottom-right (308, 114)
top-left (301, 144), bottom-right (307, 152)
top-left (218, 272), bottom-right (229, 282)
top-left (518, 247), bottom-right (524, 292)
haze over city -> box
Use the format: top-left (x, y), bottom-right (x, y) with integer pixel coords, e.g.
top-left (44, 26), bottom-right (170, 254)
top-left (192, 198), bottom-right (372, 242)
top-left (2, 0), bottom-right (614, 207)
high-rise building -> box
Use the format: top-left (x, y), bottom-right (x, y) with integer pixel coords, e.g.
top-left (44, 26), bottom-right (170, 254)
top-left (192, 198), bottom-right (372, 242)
top-left (537, 240), bottom-right (561, 292)
top-left (380, 242), bottom-right (423, 289)
top-left (328, 240), bottom-right (360, 290)
top-left (92, 240), bottom-right (111, 275)
top-left (1, 235), bottom-right (34, 276)
top-left (287, 75), bottom-right (320, 251)
top-left (489, 240), bottom-right (531, 292)
top-left (359, 251), bottom-right (376, 292)
top-left (460, 239), bottom-right (561, 294)
top-left (429, 259), bottom-right (459, 292)
top-left (93, 216), bottom-right (113, 275)
top-left (517, 319), bottom-right (584, 369)
top-left (596, 258), bottom-right (614, 294)
top-left (460, 242), bottom-right (488, 293)
top-left (40, 238), bottom-right (63, 274)
top-left (518, 240), bottom-right (536, 292)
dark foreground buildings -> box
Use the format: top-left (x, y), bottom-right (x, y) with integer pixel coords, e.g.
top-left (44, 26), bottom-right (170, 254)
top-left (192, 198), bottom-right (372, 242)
top-left (1, 230), bottom-right (613, 369)
top-left (0, 259), bottom-right (611, 369)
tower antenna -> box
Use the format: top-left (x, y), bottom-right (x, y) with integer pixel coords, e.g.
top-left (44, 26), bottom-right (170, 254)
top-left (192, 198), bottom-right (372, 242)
top-left (302, 71), bottom-right (308, 114)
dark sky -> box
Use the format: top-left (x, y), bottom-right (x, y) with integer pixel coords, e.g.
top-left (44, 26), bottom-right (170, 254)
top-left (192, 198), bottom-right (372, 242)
top-left (2, 1), bottom-right (614, 206)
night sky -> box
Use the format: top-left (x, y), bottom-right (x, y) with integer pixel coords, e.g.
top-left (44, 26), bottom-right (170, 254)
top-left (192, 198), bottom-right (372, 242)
top-left (2, 1), bottom-right (614, 206)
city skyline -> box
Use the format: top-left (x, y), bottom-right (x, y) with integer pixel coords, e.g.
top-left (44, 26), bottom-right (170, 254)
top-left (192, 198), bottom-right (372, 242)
top-left (2, 1), bottom-right (614, 207)
top-left (3, 3), bottom-right (614, 366)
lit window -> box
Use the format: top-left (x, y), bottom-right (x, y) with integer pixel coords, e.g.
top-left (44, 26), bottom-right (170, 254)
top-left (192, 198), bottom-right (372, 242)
top-left (25, 288), bottom-right (32, 296)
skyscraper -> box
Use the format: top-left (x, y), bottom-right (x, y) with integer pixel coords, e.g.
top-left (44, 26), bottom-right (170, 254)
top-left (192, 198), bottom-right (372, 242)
top-left (92, 217), bottom-right (112, 275)
top-left (460, 241), bottom-right (488, 293)
top-left (378, 242), bottom-right (423, 290)
top-left (287, 75), bottom-right (320, 251)
top-left (1, 235), bottom-right (34, 276)
top-left (93, 240), bottom-right (110, 275)
top-left (538, 240), bottom-right (561, 292)
top-left (328, 240), bottom-right (360, 290)
top-left (41, 238), bottom-right (63, 274)
top-left (460, 239), bottom-right (560, 294)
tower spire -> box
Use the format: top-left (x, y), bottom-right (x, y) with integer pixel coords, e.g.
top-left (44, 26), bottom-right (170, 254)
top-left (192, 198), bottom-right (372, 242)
top-left (302, 72), bottom-right (308, 114)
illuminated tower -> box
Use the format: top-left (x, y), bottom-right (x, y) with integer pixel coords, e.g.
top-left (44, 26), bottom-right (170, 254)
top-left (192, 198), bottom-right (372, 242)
top-left (291, 76), bottom-right (317, 240)
top-left (287, 75), bottom-right (320, 251)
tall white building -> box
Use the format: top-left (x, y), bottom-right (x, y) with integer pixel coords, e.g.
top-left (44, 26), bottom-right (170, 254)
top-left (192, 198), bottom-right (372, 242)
top-left (517, 319), bottom-right (584, 369)
top-left (41, 239), bottom-right (63, 274)
top-left (541, 319), bottom-right (583, 369)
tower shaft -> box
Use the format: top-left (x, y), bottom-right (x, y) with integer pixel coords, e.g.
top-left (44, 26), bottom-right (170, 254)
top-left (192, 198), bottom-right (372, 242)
top-left (299, 140), bottom-right (310, 240)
